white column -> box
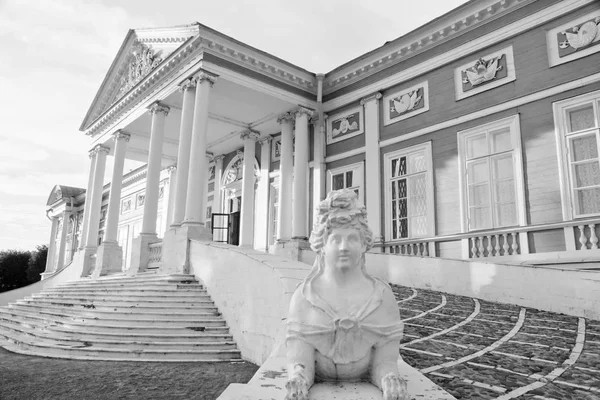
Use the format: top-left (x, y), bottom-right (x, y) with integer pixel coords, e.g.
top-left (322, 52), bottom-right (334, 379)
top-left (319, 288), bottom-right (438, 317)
top-left (212, 155), bottom-right (224, 214)
top-left (104, 131), bottom-right (130, 243)
top-left (276, 112), bottom-right (294, 242)
top-left (313, 74), bottom-right (326, 221)
top-left (84, 145), bottom-right (109, 249)
top-left (239, 130), bottom-right (260, 246)
top-left (255, 135), bottom-right (272, 251)
top-left (44, 217), bottom-right (59, 273)
top-left (361, 93), bottom-right (383, 245)
top-left (79, 151), bottom-right (97, 249)
top-left (183, 72), bottom-right (217, 226)
top-left (292, 107), bottom-right (312, 240)
top-left (202, 153), bottom-right (213, 224)
top-left (164, 165), bottom-right (177, 230)
top-left (141, 102), bottom-right (170, 236)
top-left (56, 210), bottom-right (70, 268)
top-left (171, 79), bottom-right (196, 227)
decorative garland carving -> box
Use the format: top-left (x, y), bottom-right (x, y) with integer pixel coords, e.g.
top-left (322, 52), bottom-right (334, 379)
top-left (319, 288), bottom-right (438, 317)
top-left (558, 16), bottom-right (600, 55)
top-left (119, 43), bottom-right (163, 95)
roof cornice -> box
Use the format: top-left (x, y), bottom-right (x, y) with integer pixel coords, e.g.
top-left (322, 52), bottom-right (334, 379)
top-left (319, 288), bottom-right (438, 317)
top-left (322, 0), bottom-right (537, 95)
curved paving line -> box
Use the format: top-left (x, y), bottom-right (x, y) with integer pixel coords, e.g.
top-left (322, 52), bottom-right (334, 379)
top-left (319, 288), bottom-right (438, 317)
top-left (421, 307), bottom-right (526, 374)
top-left (494, 317), bottom-right (586, 400)
top-left (402, 295), bottom-right (447, 322)
top-left (400, 298), bottom-right (480, 348)
top-left (397, 288), bottom-right (418, 303)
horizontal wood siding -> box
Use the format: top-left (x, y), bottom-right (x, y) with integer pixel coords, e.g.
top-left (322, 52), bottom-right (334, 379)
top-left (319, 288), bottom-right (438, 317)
top-left (528, 229), bottom-right (566, 253)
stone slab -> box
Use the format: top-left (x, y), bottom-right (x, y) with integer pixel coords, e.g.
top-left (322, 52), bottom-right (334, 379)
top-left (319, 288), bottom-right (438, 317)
top-left (217, 356), bottom-right (456, 400)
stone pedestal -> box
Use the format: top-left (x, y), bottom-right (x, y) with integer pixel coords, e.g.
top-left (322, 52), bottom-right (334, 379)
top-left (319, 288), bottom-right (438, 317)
top-left (161, 224), bottom-right (212, 274)
top-left (271, 238), bottom-right (311, 262)
top-left (128, 233), bottom-right (161, 276)
top-left (91, 241), bottom-right (123, 279)
top-left (80, 246), bottom-right (100, 277)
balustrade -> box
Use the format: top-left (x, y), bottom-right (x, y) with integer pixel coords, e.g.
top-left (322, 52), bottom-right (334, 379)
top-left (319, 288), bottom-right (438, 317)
top-left (148, 242), bottom-right (163, 269)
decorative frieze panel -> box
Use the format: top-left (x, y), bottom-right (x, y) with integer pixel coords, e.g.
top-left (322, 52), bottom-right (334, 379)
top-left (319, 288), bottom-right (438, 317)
top-left (121, 198), bottom-right (131, 214)
top-left (383, 81), bottom-right (429, 126)
top-left (454, 46), bottom-right (515, 100)
top-left (547, 11), bottom-right (600, 67)
top-left (326, 106), bottom-right (364, 144)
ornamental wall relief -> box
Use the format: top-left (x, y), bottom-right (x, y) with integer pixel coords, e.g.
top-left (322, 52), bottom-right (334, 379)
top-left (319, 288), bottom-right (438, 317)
top-left (547, 11), bottom-right (600, 67)
top-left (326, 106), bottom-right (364, 144)
top-left (383, 81), bottom-right (429, 126)
top-left (454, 46), bottom-right (516, 100)
top-left (119, 43), bottom-right (163, 95)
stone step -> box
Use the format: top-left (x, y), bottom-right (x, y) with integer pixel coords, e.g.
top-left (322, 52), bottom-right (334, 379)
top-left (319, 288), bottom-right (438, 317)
top-left (0, 318), bottom-right (233, 343)
top-left (32, 291), bottom-right (212, 301)
top-left (11, 303), bottom-right (220, 318)
top-left (17, 297), bottom-right (214, 308)
top-left (58, 274), bottom-right (198, 286)
top-left (1, 336), bottom-right (242, 362)
top-left (0, 323), bottom-right (238, 351)
top-left (0, 308), bottom-right (226, 328)
top-left (10, 301), bottom-right (218, 314)
top-left (42, 284), bottom-right (206, 292)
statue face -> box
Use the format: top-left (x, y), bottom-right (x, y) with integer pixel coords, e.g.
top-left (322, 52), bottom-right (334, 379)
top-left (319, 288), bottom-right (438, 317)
top-left (323, 227), bottom-right (366, 272)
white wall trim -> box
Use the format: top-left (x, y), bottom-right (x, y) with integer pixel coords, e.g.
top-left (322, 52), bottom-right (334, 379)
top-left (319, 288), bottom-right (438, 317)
top-left (380, 72), bottom-right (600, 149)
top-left (323, 0), bottom-right (597, 112)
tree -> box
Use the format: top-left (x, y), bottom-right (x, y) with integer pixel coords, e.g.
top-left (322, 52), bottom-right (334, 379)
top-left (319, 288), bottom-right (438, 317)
top-left (0, 249), bottom-right (31, 292)
top-left (27, 244), bottom-right (48, 284)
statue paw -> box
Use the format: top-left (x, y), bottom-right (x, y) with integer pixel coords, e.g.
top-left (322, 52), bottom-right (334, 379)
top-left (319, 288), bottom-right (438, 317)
top-left (382, 373), bottom-right (409, 400)
top-left (285, 375), bottom-right (309, 400)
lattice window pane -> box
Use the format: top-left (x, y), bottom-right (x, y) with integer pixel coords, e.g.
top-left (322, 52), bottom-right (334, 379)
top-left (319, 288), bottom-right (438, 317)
top-left (332, 174), bottom-right (344, 190)
top-left (466, 133), bottom-right (488, 159)
top-left (469, 207), bottom-right (491, 230)
top-left (492, 154), bottom-right (514, 180)
top-left (398, 179), bottom-right (407, 198)
top-left (410, 216), bottom-right (427, 237)
top-left (571, 134), bottom-right (599, 162)
top-left (399, 218), bottom-right (408, 238)
top-left (346, 171), bottom-right (353, 187)
top-left (468, 159), bottom-right (489, 184)
top-left (494, 180), bottom-right (515, 203)
top-left (568, 104), bottom-right (596, 133)
top-left (408, 151), bottom-right (426, 174)
top-left (574, 162), bottom-right (600, 188)
top-left (496, 202), bottom-right (517, 227)
top-left (576, 187), bottom-right (600, 215)
top-left (469, 184), bottom-right (490, 207)
top-left (490, 127), bottom-right (512, 154)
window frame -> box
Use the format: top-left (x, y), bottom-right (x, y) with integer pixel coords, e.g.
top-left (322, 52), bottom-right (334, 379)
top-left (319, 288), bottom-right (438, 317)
top-left (326, 161), bottom-right (365, 205)
top-left (383, 141), bottom-right (435, 241)
top-left (457, 114), bottom-right (527, 232)
top-left (553, 90), bottom-right (600, 220)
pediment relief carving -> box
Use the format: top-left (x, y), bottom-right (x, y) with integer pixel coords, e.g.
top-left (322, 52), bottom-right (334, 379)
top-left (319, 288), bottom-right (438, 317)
top-left (119, 42), bottom-right (163, 96)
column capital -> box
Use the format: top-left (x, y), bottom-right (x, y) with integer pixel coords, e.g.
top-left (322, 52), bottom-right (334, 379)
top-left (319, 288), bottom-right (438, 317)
top-left (193, 70), bottom-right (218, 87)
top-left (166, 164), bottom-right (177, 173)
top-left (293, 106), bottom-right (314, 119)
top-left (276, 111), bottom-right (295, 124)
top-left (113, 130), bottom-right (131, 142)
top-left (206, 152), bottom-right (214, 160)
top-left (241, 130), bottom-right (261, 141)
top-left (360, 92), bottom-right (382, 106)
top-left (89, 145), bottom-right (110, 157)
top-left (310, 113), bottom-right (328, 124)
top-left (236, 149), bottom-right (244, 158)
top-left (178, 78), bottom-right (197, 92)
top-left (258, 135), bottom-right (272, 145)
top-left (148, 102), bottom-right (170, 116)
top-left (213, 154), bottom-right (225, 162)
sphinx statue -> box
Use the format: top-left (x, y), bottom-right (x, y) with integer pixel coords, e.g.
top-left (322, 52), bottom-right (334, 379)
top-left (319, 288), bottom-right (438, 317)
top-left (285, 189), bottom-right (409, 400)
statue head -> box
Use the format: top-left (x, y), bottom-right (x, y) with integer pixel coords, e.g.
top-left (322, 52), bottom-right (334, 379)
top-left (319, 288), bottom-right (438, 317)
top-left (309, 189), bottom-right (373, 271)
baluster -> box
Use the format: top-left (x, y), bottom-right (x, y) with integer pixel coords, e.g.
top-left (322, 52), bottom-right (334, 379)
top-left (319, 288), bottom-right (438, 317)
top-left (416, 243), bottom-right (422, 256)
top-left (493, 235), bottom-right (500, 256)
top-left (400, 244), bottom-right (405, 255)
top-left (511, 232), bottom-right (519, 254)
top-left (502, 233), bottom-right (509, 255)
top-left (471, 238), bottom-right (478, 258)
top-left (423, 242), bottom-right (429, 257)
top-left (589, 224), bottom-right (598, 250)
top-left (578, 225), bottom-right (587, 250)
top-left (477, 236), bottom-right (485, 257)
top-left (486, 235), bottom-right (493, 256)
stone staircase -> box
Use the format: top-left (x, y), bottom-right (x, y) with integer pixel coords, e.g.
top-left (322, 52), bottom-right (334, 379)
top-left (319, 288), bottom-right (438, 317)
top-left (0, 272), bottom-right (242, 362)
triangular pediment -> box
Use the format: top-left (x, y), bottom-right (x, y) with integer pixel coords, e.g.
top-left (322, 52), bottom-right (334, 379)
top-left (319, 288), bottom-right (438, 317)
top-left (80, 24), bottom-right (199, 131)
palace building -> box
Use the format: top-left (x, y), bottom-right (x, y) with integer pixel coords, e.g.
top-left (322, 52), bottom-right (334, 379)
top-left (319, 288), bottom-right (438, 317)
top-left (43, 0), bottom-right (600, 279)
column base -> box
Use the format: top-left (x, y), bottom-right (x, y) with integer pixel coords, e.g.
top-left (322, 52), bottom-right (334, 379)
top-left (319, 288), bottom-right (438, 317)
top-left (271, 238), bottom-right (313, 263)
top-left (161, 224), bottom-right (212, 275)
top-left (91, 241), bottom-right (123, 279)
top-left (127, 233), bottom-right (160, 276)
top-left (81, 246), bottom-right (99, 277)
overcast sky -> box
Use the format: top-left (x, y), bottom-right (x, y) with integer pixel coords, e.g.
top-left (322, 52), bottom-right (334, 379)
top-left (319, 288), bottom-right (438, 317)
top-left (0, 0), bottom-right (467, 251)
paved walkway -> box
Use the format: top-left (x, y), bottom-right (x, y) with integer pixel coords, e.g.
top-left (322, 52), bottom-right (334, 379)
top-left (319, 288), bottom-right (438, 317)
top-left (392, 284), bottom-right (600, 400)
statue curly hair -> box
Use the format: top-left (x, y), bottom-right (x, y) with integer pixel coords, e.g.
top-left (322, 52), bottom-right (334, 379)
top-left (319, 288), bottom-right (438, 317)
top-left (309, 189), bottom-right (373, 254)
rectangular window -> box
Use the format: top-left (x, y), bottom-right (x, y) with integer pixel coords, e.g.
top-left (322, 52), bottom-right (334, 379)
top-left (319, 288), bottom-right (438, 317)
top-left (458, 115), bottom-right (525, 231)
top-left (554, 91), bottom-right (600, 219)
top-left (384, 142), bottom-right (434, 240)
top-left (326, 162), bottom-right (364, 204)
